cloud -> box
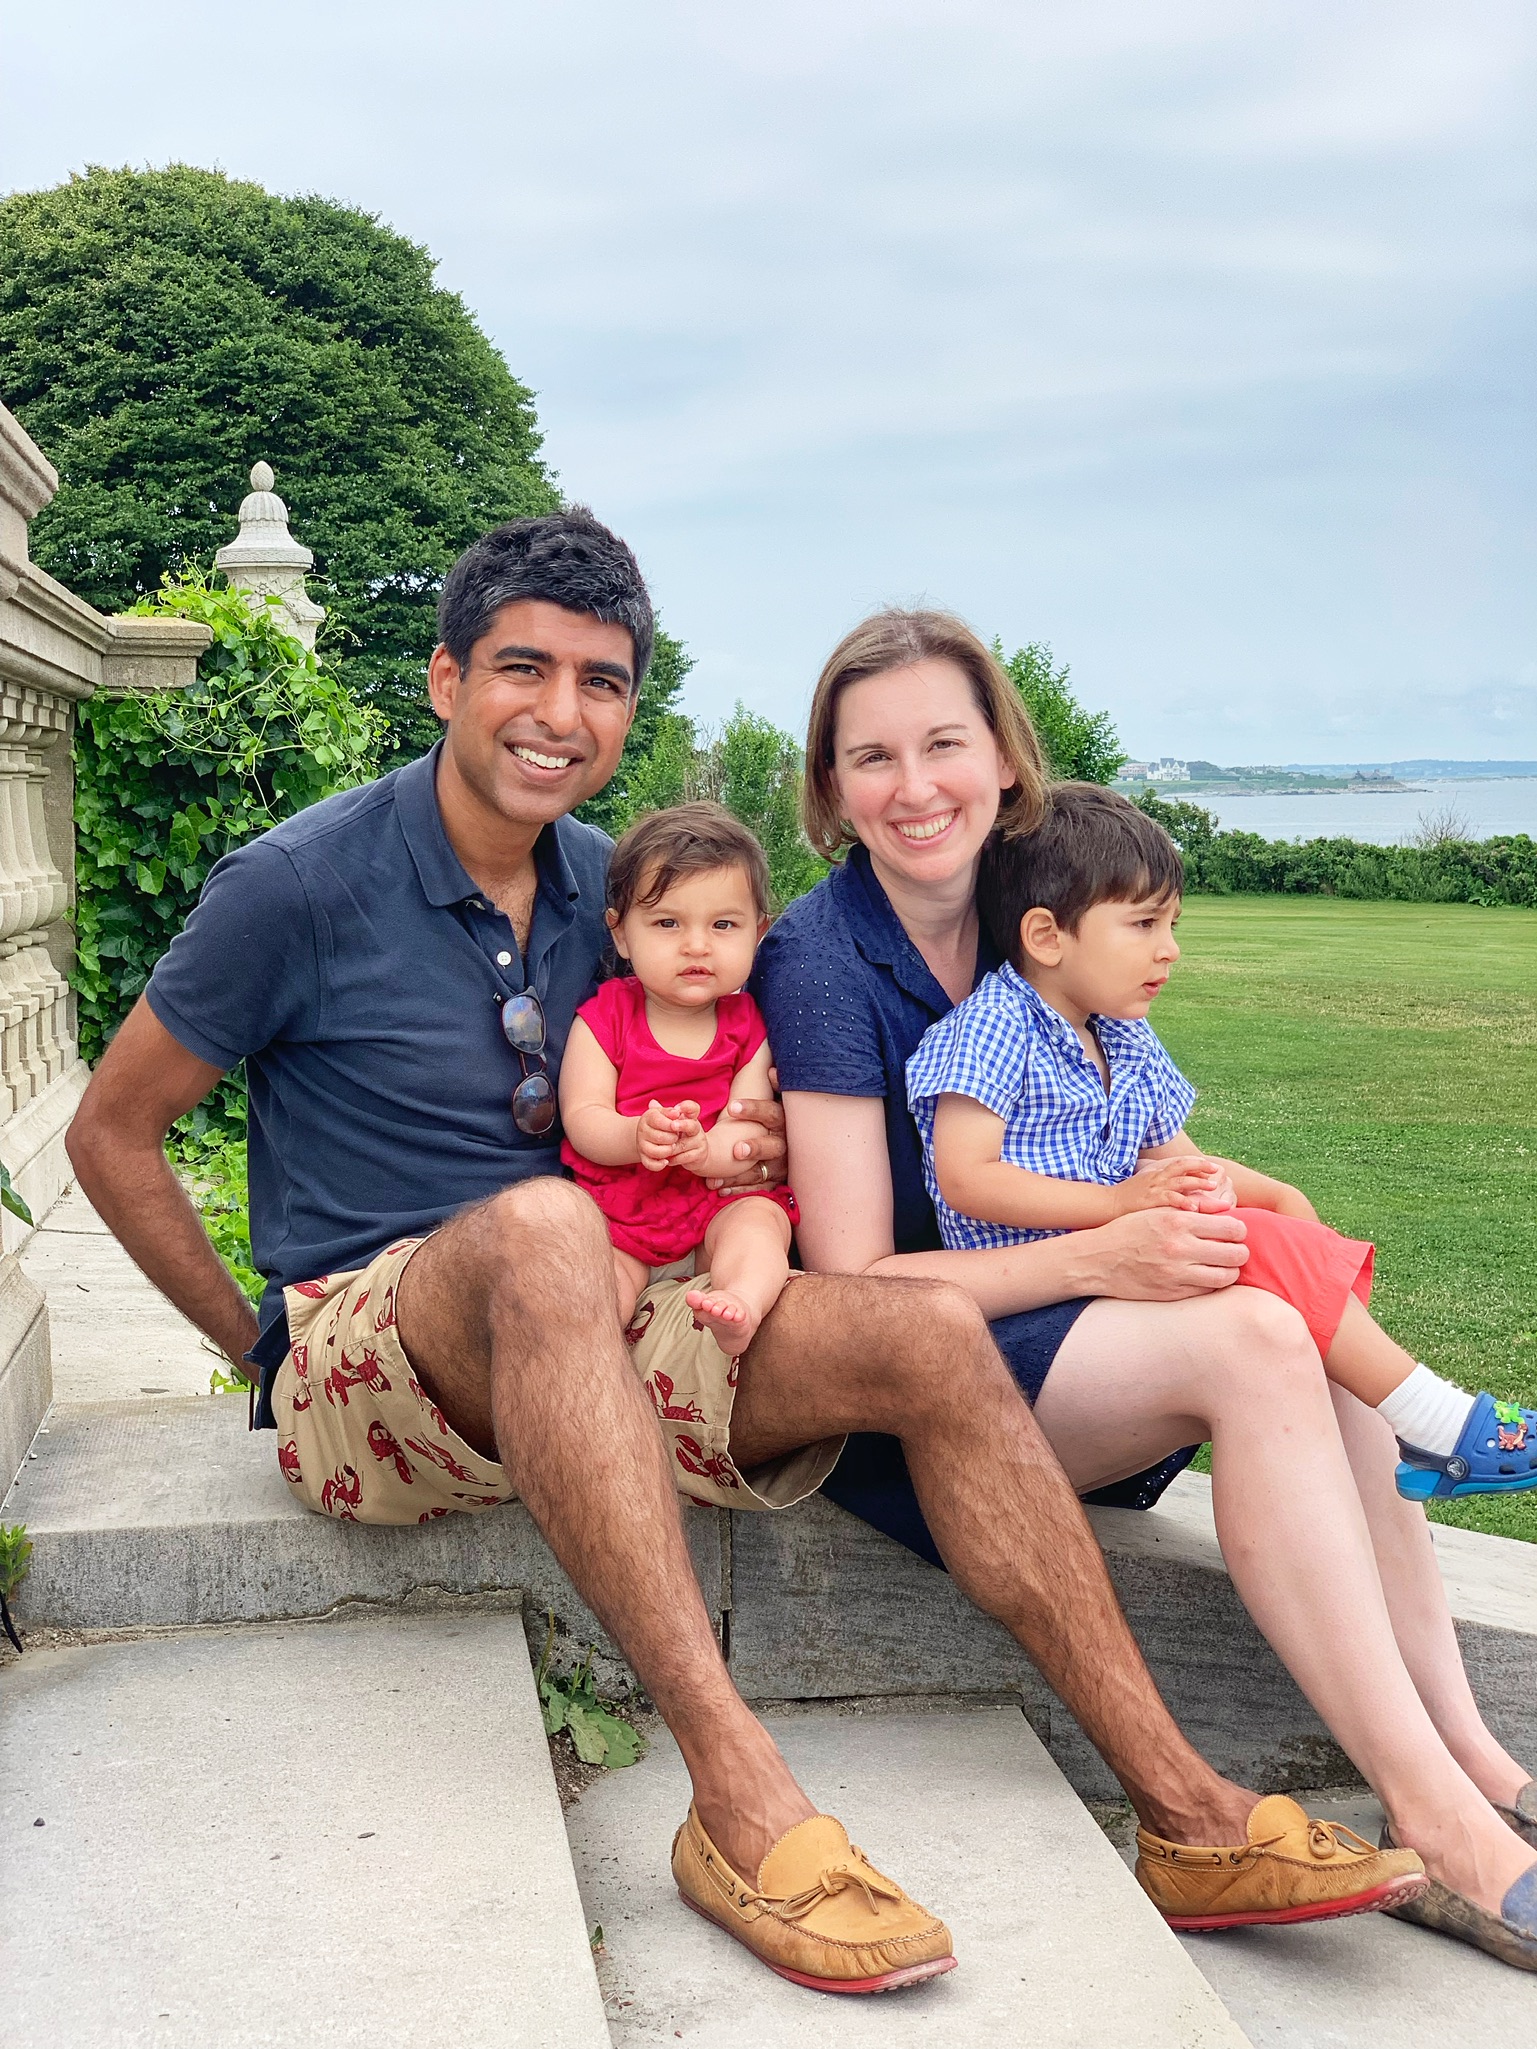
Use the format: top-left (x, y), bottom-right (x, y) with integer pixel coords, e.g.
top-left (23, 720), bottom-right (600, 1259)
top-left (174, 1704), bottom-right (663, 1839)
top-left (2, 0), bottom-right (1533, 755)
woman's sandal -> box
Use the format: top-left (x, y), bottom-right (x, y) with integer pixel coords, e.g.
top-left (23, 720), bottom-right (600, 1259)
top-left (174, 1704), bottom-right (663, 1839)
top-left (1380, 1824), bottom-right (1537, 1971)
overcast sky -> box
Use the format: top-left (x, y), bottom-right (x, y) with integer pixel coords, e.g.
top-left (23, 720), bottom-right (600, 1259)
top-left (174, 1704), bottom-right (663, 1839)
top-left (4, 2), bottom-right (1534, 761)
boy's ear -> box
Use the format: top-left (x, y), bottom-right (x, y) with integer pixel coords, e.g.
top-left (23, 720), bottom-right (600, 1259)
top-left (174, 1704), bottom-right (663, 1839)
top-left (1018, 907), bottom-right (1064, 968)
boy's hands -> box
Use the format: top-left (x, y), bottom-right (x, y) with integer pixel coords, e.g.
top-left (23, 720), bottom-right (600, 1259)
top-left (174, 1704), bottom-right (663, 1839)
top-left (637, 1098), bottom-right (702, 1171)
top-left (1115, 1154), bottom-right (1233, 1216)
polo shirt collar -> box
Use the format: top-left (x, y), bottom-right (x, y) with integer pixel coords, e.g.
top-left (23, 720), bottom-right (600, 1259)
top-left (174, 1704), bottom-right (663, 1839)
top-left (834, 844), bottom-right (1000, 1013)
top-left (394, 741), bottom-right (584, 911)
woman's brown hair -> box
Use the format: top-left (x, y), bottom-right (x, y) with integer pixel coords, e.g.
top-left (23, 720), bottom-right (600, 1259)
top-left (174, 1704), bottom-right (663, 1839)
top-left (800, 607), bottom-right (1049, 859)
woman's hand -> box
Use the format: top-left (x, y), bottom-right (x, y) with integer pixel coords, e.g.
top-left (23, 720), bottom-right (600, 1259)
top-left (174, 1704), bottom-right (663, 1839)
top-left (1067, 1206), bottom-right (1251, 1301)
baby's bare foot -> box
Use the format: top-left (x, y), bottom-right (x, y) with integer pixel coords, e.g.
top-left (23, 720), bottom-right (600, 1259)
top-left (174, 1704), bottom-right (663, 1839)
top-left (685, 1287), bottom-right (760, 1359)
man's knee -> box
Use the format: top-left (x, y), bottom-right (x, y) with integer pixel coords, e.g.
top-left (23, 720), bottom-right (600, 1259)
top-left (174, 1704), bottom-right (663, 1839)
top-left (473, 1176), bottom-right (611, 1275)
top-left (879, 1280), bottom-right (994, 1395)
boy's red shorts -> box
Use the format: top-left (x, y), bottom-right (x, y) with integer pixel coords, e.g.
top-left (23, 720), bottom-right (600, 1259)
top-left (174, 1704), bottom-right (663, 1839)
top-left (1230, 1207), bottom-right (1374, 1359)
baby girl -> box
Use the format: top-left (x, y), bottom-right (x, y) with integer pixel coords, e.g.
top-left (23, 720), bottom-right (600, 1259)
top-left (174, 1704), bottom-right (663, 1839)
top-left (558, 803), bottom-right (798, 1357)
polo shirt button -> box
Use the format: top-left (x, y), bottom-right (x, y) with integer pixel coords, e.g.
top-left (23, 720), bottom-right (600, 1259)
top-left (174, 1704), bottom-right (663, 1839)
top-left (496, 950), bottom-right (513, 967)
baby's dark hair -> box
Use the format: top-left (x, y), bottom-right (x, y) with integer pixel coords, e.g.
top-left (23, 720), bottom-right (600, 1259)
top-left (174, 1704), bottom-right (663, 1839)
top-left (607, 802), bottom-right (772, 926)
top-left (978, 781), bottom-right (1184, 970)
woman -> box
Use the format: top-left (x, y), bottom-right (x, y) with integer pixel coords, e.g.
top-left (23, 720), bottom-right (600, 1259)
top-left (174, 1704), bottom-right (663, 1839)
top-left (755, 606), bottom-right (1537, 1966)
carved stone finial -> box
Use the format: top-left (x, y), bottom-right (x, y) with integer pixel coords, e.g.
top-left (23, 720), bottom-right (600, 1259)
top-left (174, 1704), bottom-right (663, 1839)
top-left (214, 458), bottom-right (326, 651)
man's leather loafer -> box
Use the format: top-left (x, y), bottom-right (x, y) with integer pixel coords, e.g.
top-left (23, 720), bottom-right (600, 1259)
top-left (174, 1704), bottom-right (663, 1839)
top-left (1136, 1794), bottom-right (1427, 1930)
top-left (672, 1804), bottom-right (956, 1993)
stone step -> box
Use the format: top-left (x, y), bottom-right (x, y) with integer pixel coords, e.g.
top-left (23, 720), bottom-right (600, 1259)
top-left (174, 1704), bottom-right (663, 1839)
top-left (0, 1607), bottom-right (610, 2049)
top-left (568, 1700), bottom-right (1250, 2047)
top-left (9, 1395), bottom-right (1535, 1807)
top-left (3, 1395), bottom-right (725, 1649)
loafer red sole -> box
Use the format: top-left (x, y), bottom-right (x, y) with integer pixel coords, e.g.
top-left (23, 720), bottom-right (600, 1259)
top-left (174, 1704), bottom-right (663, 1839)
top-left (679, 1891), bottom-right (958, 1992)
top-left (1163, 1869), bottom-right (1429, 1932)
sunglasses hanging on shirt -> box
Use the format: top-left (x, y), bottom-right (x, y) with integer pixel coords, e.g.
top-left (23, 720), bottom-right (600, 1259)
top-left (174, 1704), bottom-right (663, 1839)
top-left (500, 989), bottom-right (556, 1136)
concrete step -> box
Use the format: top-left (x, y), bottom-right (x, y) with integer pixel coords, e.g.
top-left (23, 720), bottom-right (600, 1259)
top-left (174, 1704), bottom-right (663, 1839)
top-left (9, 1395), bottom-right (1535, 1807)
top-left (1136, 1788), bottom-right (1537, 2047)
top-left (3, 1395), bottom-right (725, 1648)
top-left (0, 1606), bottom-right (610, 2049)
top-left (567, 1700), bottom-right (1250, 2047)
top-left (726, 1479), bottom-right (1537, 1803)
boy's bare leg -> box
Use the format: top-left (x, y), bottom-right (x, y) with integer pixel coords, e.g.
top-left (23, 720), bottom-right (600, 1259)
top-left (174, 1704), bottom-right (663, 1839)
top-left (1323, 1293), bottom-right (1420, 1407)
top-left (1330, 1384), bottom-right (1531, 1807)
top-left (686, 1198), bottom-right (792, 1358)
top-left (394, 1176), bottom-right (817, 1876)
top-left (729, 1270), bottom-right (1257, 1846)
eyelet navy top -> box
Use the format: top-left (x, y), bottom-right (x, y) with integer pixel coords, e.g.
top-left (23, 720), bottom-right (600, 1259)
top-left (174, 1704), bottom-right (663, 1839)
top-left (754, 843), bottom-right (1195, 1555)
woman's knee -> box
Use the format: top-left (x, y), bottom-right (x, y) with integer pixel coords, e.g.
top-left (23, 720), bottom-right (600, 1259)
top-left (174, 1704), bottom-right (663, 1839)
top-left (1204, 1287), bottom-right (1328, 1405)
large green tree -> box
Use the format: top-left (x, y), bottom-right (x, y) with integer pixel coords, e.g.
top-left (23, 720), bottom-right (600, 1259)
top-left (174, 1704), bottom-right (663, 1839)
top-left (0, 165), bottom-right (558, 762)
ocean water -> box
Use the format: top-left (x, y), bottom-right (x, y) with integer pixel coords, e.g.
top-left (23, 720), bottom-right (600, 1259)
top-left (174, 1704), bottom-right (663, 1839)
top-left (1171, 778), bottom-right (1537, 847)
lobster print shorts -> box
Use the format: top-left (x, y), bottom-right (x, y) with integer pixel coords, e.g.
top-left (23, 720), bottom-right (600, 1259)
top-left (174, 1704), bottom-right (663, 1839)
top-left (271, 1239), bottom-right (842, 1524)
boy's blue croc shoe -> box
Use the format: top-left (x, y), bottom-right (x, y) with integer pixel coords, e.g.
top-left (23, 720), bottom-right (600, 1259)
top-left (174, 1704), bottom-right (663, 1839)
top-left (1395, 1394), bottom-right (1537, 1502)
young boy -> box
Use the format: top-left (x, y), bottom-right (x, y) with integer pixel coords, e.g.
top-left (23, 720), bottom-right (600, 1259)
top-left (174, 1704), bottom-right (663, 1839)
top-left (905, 781), bottom-right (1537, 1504)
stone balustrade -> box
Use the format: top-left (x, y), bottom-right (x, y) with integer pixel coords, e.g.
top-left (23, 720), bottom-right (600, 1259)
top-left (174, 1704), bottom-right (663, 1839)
top-left (0, 399), bottom-right (212, 1486)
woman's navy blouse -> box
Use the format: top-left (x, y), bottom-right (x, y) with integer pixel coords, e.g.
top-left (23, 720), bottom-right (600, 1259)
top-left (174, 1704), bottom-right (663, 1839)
top-left (754, 843), bottom-right (999, 1254)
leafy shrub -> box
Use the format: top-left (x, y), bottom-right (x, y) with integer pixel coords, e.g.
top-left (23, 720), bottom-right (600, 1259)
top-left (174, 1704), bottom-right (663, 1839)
top-left (73, 568), bottom-right (383, 1073)
top-left (1137, 792), bottom-right (1537, 909)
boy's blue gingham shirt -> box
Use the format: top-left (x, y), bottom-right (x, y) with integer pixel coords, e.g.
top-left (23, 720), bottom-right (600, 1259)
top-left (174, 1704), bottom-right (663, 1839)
top-left (905, 962), bottom-right (1197, 1250)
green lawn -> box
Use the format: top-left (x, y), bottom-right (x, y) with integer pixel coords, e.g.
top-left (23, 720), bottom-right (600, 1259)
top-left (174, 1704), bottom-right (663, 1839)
top-left (1152, 895), bottom-right (1537, 1543)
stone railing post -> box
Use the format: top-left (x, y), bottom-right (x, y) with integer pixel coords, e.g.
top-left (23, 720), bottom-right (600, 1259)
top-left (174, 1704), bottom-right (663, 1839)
top-left (215, 462), bottom-right (325, 649)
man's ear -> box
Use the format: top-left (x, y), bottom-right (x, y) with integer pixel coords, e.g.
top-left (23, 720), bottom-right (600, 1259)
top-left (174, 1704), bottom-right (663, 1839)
top-left (426, 643), bottom-right (463, 723)
top-left (1018, 907), bottom-right (1063, 968)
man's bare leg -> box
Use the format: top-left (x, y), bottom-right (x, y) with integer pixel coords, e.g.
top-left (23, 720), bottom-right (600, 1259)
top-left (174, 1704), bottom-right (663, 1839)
top-left (394, 1176), bottom-right (816, 1875)
top-left (730, 1271), bottom-right (1256, 1845)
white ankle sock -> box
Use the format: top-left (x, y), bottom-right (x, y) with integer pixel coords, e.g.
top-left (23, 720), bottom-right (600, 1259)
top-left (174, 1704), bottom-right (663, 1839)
top-left (1376, 1364), bottom-right (1476, 1455)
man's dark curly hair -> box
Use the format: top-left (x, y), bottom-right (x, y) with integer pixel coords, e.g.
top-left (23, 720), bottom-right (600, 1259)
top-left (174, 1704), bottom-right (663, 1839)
top-left (437, 506), bottom-right (654, 691)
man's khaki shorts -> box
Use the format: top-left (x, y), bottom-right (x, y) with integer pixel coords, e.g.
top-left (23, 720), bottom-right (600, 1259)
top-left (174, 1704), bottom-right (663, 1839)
top-left (271, 1238), bottom-right (842, 1525)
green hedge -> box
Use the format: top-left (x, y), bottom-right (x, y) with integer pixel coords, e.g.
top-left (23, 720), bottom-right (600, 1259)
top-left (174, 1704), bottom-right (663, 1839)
top-left (1136, 794), bottom-right (1537, 909)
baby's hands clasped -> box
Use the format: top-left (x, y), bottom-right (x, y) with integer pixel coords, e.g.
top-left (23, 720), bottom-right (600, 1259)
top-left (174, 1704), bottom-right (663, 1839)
top-left (638, 1098), bottom-right (708, 1173)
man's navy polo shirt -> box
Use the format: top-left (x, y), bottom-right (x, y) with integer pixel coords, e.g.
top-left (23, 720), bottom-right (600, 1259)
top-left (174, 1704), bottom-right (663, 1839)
top-left (146, 743), bottom-right (611, 1426)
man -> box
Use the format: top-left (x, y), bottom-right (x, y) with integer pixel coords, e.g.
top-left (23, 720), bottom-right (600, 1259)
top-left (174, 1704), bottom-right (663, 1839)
top-left (68, 511), bottom-right (1420, 1995)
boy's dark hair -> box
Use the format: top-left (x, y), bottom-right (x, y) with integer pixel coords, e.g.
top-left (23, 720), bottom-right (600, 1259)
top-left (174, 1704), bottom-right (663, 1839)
top-left (978, 781), bottom-right (1184, 968)
top-left (607, 803), bottom-right (773, 930)
top-left (437, 507), bottom-right (654, 690)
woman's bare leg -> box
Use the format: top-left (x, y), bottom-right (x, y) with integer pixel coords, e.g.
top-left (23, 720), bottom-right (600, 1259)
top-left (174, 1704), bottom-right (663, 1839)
top-left (1033, 1288), bottom-right (1536, 1913)
top-left (1330, 1383), bottom-right (1531, 1806)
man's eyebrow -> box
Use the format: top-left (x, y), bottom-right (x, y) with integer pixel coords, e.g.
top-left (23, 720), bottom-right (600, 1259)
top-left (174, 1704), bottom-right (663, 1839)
top-left (486, 644), bottom-right (631, 686)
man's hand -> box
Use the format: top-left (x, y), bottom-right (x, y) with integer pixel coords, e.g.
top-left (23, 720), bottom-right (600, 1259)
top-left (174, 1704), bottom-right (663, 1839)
top-left (1115, 1155), bottom-right (1231, 1216)
top-left (638, 1098), bottom-right (698, 1171)
top-left (67, 998), bottom-right (260, 1369)
top-left (704, 1094), bottom-right (789, 1193)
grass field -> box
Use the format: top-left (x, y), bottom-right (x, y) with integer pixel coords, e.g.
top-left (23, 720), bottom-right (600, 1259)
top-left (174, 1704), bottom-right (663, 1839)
top-left (1152, 895), bottom-right (1537, 1544)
